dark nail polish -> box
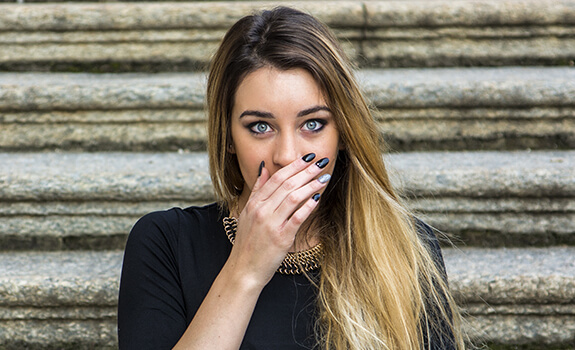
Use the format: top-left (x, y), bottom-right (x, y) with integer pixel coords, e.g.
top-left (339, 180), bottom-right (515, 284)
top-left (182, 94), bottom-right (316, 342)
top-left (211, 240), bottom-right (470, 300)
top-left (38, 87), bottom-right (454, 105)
top-left (258, 161), bottom-right (265, 176)
top-left (302, 153), bottom-right (316, 162)
top-left (312, 193), bottom-right (321, 202)
top-left (315, 158), bottom-right (329, 169)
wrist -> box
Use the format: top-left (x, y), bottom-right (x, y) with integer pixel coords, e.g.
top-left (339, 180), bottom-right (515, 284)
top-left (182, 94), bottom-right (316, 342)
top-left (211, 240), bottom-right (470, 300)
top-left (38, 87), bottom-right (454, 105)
top-left (220, 256), bottom-right (271, 293)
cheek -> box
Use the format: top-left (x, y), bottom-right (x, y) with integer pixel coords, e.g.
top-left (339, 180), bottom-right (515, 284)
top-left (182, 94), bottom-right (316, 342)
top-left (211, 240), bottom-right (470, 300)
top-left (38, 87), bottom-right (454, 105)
top-left (230, 126), bottom-right (258, 184)
top-left (322, 132), bottom-right (341, 163)
top-left (233, 144), bottom-right (269, 190)
top-left (314, 136), bottom-right (340, 177)
top-left (235, 151), bottom-right (258, 183)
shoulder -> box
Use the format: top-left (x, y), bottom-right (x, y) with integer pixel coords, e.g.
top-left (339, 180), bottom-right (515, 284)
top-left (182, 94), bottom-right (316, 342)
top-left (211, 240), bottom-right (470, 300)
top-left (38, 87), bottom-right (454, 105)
top-left (181, 202), bottom-right (225, 227)
top-left (414, 218), bottom-right (448, 277)
top-left (127, 202), bottom-right (223, 251)
top-left (132, 202), bottom-right (221, 231)
top-left (414, 218), bottom-right (440, 252)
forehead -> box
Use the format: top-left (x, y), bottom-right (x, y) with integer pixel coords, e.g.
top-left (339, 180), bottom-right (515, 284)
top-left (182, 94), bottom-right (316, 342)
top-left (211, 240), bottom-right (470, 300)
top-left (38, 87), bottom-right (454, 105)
top-left (232, 67), bottom-right (327, 114)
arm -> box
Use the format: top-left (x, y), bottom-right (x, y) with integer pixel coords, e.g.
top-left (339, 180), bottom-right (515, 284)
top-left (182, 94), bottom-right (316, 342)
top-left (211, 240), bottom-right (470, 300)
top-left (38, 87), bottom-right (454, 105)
top-left (118, 211), bottom-right (189, 349)
top-left (171, 255), bottom-right (262, 349)
top-left (119, 155), bottom-right (329, 350)
top-left (174, 156), bottom-right (329, 349)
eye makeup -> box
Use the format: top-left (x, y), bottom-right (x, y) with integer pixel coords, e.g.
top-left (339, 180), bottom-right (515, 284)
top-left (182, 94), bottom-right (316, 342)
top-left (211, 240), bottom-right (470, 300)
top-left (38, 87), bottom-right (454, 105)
top-left (301, 118), bottom-right (326, 133)
top-left (247, 121), bottom-right (272, 135)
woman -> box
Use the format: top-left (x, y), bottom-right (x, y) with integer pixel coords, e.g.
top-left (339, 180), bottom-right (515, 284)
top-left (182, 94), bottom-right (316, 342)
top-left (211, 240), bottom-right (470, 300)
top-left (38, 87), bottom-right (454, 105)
top-left (118, 6), bottom-right (464, 350)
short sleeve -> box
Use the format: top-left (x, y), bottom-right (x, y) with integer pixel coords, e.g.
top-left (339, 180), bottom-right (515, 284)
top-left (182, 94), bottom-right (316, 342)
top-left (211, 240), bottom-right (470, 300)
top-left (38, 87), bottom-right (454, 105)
top-left (117, 210), bottom-right (187, 349)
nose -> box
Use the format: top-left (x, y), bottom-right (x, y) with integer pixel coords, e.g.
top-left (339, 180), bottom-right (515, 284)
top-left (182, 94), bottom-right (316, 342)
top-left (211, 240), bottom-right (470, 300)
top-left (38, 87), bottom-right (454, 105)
top-left (272, 133), bottom-right (299, 168)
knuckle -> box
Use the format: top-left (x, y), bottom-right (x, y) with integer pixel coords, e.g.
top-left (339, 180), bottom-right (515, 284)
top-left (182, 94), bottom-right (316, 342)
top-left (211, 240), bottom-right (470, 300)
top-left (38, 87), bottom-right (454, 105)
top-left (281, 178), bottom-right (298, 192)
top-left (290, 212), bottom-right (305, 226)
top-left (286, 192), bottom-right (301, 205)
top-left (268, 173), bottom-right (284, 187)
top-left (252, 207), bottom-right (266, 221)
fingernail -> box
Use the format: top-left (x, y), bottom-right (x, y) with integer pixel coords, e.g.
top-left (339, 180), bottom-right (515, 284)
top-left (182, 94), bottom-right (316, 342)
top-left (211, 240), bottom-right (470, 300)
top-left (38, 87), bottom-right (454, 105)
top-left (258, 161), bottom-right (265, 176)
top-left (315, 158), bottom-right (329, 169)
top-left (318, 174), bottom-right (331, 183)
top-left (302, 153), bottom-right (316, 162)
top-left (312, 193), bottom-right (321, 201)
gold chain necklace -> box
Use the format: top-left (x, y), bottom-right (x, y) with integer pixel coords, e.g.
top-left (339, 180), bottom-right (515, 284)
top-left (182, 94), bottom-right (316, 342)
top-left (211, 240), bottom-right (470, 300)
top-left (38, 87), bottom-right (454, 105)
top-left (222, 216), bottom-right (323, 275)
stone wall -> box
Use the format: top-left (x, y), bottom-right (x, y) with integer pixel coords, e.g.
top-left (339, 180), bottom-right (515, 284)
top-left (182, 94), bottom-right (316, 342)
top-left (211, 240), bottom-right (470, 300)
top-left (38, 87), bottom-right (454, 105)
top-left (0, 1), bottom-right (574, 348)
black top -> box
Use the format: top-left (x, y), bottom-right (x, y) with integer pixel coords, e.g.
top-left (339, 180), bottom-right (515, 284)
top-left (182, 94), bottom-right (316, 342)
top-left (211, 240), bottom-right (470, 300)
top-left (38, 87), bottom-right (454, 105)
top-left (118, 203), bottom-right (454, 349)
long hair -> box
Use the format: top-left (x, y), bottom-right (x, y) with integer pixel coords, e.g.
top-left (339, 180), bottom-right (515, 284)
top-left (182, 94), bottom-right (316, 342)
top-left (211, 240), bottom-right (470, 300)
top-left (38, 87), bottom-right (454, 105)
top-left (207, 7), bottom-right (464, 349)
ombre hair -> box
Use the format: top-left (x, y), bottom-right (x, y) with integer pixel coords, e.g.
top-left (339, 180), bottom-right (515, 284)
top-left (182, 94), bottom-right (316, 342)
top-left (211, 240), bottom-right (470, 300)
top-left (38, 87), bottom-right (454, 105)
top-left (207, 7), bottom-right (465, 349)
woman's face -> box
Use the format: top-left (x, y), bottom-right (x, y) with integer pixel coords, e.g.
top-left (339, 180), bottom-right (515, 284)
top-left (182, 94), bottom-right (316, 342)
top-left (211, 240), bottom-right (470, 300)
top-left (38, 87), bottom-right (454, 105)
top-left (230, 67), bottom-right (340, 204)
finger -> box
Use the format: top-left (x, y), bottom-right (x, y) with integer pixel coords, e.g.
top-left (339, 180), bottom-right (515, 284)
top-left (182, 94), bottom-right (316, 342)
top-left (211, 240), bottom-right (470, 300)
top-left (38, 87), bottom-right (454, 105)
top-left (282, 193), bottom-right (322, 235)
top-left (250, 153), bottom-right (317, 202)
top-left (250, 161), bottom-right (270, 193)
top-left (262, 157), bottom-right (329, 214)
top-left (273, 172), bottom-right (330, 221)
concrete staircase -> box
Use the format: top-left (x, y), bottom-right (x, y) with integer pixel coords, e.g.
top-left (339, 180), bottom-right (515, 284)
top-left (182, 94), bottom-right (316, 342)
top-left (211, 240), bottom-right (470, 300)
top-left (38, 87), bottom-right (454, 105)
top-left (0, 1), bottom-right (574, 349)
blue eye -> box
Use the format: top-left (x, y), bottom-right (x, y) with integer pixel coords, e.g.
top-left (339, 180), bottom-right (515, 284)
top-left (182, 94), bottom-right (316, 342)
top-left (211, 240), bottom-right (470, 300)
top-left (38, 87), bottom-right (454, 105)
top-left (249, 122), bottom-right (271, 134)
top-left (303, 119), bottom-right (324, 132)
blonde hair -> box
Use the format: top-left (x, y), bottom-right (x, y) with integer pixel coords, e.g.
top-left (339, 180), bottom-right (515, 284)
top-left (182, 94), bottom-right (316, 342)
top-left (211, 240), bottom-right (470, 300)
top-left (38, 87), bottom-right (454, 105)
top-left (207, 7), bottom-right (464, 349)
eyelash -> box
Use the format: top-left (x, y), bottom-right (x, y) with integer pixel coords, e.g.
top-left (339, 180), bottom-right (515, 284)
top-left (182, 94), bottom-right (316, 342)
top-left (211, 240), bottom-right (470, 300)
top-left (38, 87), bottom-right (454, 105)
top-left (302, 119), bottom-right (326, 132)
top-left (247, 122), bottom-right (272, 135)
top-left (247, 119), bottom-right (326, 135)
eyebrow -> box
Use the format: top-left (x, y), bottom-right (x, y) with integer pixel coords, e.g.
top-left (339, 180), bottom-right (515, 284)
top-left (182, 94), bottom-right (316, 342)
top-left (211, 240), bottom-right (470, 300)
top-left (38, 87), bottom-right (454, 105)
top-left (238, 105), bottom-right (331, 119)
top-left (298, 105), bottom-right (331, 117)
top-left (238, 110), bottom-right (274, 119)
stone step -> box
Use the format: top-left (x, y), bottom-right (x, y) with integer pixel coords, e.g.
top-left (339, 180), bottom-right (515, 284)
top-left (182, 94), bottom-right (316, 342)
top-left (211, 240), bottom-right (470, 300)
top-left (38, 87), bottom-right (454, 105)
top-left (0, 0), bottom-right (268, 1)
top-left (0, 247), bottom-right (573, 348)
top-left (444, 247), bottom-right (575, 347)
top-left (0, 250), bottom-right (120, 349)
top-left (1, 67), bottom-right (574, 152)
top-left (0, 1), bottom-right (574, 71)
top-left (1, 150), bottom-right (573, 251)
